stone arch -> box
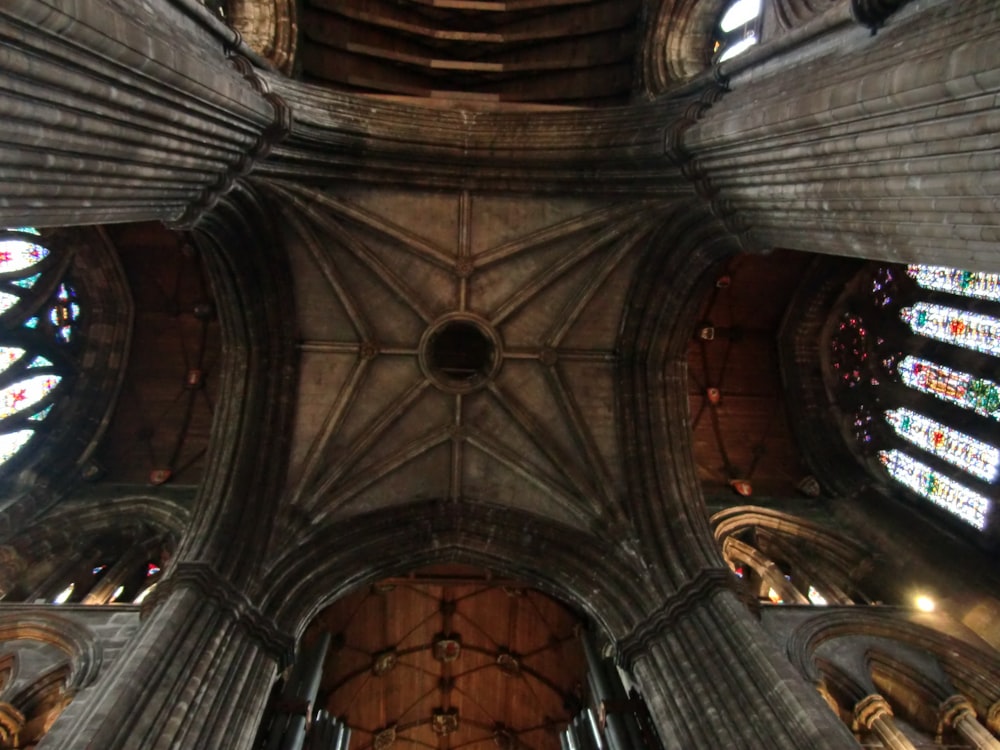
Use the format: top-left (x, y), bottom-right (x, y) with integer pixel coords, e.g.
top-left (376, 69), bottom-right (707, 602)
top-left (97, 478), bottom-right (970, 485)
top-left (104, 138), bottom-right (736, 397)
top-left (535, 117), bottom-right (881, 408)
top-left (0, 613), bottom-right (101, 693)
top-left (0, 496), bottom-right (187, 603)
top-left (257, 499), bottom-right (660, 644)
top-left (713, 506), bottom-right (877, 604)
top-left (0, 225), bottom-right (133, 536)
top-left (787, 608), bottom-right (1000, 720)
top-left (642, 0), bottom-right (728, 94)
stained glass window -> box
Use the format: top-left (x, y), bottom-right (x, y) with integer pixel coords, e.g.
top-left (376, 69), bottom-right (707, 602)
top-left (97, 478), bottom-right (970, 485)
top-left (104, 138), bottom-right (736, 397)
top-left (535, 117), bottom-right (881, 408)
top-left (884, 408), bottom-right (999, 482)
top-left (0, 239), bottom-right (48, 274)
top-left (900, 303), bottom-right (1000, 357)
top-left (907, 264), bottom-right (1000, 302)
top-left (0, 374), bottom-right (62, 420)
top-left (878, 450), bottom-right (989, 529)
top-left (898, 356), bottom-right (1000, 420)
top-left (0, 229), bottom-right (80, 469)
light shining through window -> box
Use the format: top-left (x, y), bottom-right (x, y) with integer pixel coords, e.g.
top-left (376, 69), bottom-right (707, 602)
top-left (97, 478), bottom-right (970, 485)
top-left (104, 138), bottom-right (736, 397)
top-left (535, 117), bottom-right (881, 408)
top-left (879, 450), bottom-right (989, 529)
top-left (884, 408), bottom-right (999, 482)
top-left (719, 0), bottom-right (761, 32)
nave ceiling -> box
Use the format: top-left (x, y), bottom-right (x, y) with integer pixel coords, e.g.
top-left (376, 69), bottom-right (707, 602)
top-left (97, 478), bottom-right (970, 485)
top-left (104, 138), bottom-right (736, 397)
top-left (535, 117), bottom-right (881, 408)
top-left (270, 185), bottom-right (672, 534)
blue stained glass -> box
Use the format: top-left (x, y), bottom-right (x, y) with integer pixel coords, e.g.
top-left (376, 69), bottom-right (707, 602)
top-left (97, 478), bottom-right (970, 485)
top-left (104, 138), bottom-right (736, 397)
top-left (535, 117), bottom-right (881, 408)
top-left (4, 227), bottom-right (39, 236)
top-left (27, 404), bottom-right (53, 422)
top-left (12, 273), bottom-right (41, 290)
top-left (23, 317), bottom-right (38, 329)
top-left (27, 356), bottom-right (53, 369)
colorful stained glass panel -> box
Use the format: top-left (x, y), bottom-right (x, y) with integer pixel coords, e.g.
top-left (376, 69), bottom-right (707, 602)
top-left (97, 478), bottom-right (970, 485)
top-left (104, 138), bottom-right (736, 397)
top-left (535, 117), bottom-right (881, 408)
top-left (0, 374), bottom-right (60, 419)
top-left (27, 404), bottom-right (53, 422)
top-left (901, 303), bottom-right (1000, 356)
top-left (4, 227), bottom-right (39, 236)
top-left (12, 273), bottom-right (40, 290)
top-left (0, 429), bottom-right (33, 465)
top-left (907, 264), bottom-right (1000, 302)
top-left (0, 240), bottom-right (48, 274)
top-left (899, 356), bottom-right (1000, 420)
top-left (879, 449), bottom-right (989, 529)
top-left (884, 408), bottom-right (999, 482)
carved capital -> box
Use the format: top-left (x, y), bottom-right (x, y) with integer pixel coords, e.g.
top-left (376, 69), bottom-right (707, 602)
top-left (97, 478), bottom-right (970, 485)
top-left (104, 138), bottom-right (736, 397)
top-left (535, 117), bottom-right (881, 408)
top-left (986, 700), bottom-right (1000, 734)
top-left (147, 562), bottom-right (294, 667)
top-left (616, 568), bottom-right (732, 667)
top-left (0, 702), bottom-right (24, 748)
top-left (853, 694), bottom-right (892, 731)
top-left (938, 694), bottom-right (977, 732)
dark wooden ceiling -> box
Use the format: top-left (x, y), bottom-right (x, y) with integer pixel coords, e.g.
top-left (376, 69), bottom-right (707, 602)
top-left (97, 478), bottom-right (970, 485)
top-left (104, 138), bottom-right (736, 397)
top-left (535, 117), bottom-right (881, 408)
top-left (96, 223), bottom-right (220, 485)
top-left (299, 0), bottom-right (642, 106)
top-left (687, 250), bottom-right (813, 497)
top-left (304, 565), bottom-right (587, 750)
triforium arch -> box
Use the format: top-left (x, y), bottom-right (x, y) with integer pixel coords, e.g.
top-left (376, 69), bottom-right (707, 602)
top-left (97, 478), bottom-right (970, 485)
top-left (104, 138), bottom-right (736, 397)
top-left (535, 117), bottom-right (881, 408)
top-left (788, 609), bottom-right (1000, 747)
top-left (0, 494), bottom-right (187, 604)
top-left (712, 506), bottom-right (878, 606)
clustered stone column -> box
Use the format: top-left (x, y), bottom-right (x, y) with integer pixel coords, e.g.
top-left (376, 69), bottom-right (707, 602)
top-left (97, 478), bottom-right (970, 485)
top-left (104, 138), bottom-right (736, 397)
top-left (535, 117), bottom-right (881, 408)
top-left (853, 695), bottom-right (917, 750)
top-left (0, 0), bottom-right (288, 229)
top-left (683, 0), bottom-right (1000, 270)
top-left (618, 575), bottom-right (859, 749)
top-left (41, 566), bottom-right (292, 750)
top-left (939, 695), bottom-right (1000, 750)
top-left (0, 702), bottom-right (24, 749)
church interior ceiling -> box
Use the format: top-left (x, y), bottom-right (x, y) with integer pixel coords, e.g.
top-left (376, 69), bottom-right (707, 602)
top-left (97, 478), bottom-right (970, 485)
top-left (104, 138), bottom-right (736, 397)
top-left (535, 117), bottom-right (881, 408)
top-left (304, 564), bottom-right (586, 750)
top-left (272, 185), bottom-right (669, 533)
top-left (298, 0), bottom-right (642, 106)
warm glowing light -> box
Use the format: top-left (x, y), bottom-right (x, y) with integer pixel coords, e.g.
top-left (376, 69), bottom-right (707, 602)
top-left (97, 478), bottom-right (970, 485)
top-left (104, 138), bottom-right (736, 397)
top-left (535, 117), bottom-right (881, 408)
top-left (807, 586), bottom-right (828, 606)
top-left (134, 582), bottom-right (158, 604)
top-left (108, 585), bottom-right (125, 603)
top-left (915, 595), bottom-right (935, 612)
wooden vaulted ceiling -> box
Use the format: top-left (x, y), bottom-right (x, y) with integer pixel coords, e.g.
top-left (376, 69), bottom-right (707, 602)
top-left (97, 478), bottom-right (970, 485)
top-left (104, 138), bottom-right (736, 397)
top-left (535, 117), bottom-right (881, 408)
top-left (299, 0), bottom-right (643, 106)
top-left (304, 565), bottom-right (587, 750)
top-left (687, 250), bottom-right (814, 498)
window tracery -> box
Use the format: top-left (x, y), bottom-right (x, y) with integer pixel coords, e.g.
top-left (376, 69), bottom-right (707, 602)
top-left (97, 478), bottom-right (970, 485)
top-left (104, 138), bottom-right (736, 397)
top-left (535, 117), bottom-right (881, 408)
top-left (827, 262), bottom-right (999, 530)
top-left (0, 228), bottom-right (80, 470)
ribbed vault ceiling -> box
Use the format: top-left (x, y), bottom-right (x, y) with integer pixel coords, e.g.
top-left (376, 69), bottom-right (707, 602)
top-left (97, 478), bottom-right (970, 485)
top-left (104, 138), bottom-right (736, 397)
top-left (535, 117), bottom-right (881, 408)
top-left (299, 0), bottom-right (642, 106)
top-left (273, 185), bottom-right (665, 532)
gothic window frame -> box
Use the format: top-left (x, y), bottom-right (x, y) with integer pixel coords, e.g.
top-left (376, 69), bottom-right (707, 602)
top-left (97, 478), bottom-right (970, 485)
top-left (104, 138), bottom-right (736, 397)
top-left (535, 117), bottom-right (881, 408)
top-left (822, 262), bottom-right (1000, 535)
top-left (712, 0), bottom-right (763, 62)
top-left (0, 226), bottom-right (132, 508)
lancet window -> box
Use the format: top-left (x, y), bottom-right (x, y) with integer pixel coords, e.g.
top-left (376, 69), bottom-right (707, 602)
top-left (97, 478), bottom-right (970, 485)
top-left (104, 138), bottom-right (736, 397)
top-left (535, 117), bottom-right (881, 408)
top-left (713, 0), bottom-right (762, 62)
top-left (827, 262), bottom-right (1000, 531)
top-left (0, 228), bottom-right (81, 470)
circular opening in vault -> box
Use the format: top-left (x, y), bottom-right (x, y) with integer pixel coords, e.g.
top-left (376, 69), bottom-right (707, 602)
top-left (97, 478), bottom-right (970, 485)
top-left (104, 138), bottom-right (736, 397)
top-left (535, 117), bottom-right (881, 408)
top-left (427, 321), bottom-right (494, 385)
